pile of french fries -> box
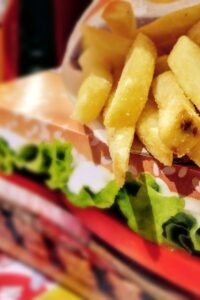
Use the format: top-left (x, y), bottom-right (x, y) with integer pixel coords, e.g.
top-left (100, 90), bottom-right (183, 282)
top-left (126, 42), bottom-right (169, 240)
top-left (73, 0), bottom-right (200, 186)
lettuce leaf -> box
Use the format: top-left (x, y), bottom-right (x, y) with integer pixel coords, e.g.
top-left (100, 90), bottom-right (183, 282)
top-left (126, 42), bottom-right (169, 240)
top-left (0, 137), bottom-right (118, 208)
top-left (64, 180), bottom-right (119, 209)
top-left (45, 141), bottom-right (73, 190)
top-left (139, 172), bottom-right (160, 192)
top-left (16, 140), bottom-right (73, 190)
top-left (16, 143), bottom-right (50, 174)
top-left (0, 138), bottom-right (15, 174)
top-left (163, 211), bottom-right (200, 255)
top-left (118, 173), bottom-right (185, 243)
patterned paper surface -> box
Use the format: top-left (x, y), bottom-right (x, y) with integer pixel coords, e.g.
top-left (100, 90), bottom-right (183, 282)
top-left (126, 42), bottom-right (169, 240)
top-left (0, 252), bottom-right (80, 300)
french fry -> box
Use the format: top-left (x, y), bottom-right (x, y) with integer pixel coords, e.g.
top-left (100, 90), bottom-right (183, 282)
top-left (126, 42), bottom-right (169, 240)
top-left (73, 66), bottom-right (113, 123)
top-left (188, 140), bottom-right (200, 166)
top-left (104, 82), bottom-right (134, 187)
top-left (153, 71), bottom-right (200, 156)
top-left (78, 48), bottom-right (110, 77)
top-left (155, 55), bottom-right (169, 75)
top-left (82, 26), bottom-right (132, 68)
top-left (107, 127), bottom-right (135, 186)
top-left (168, 35), bottom-right (200, 111)
top-left (136, 100), bottom-right (173, 166)
top-left (187, 20), bottom-right (200, 47)
top-left (140, 4), bottom-right (200, 51)
top-left (102, 0), bottom-right (136, 38)
top-left (102, 65), bottom-right (123, 119)
top-left (75, 46), bottom-right (115, 123)
top-left (104, 33), bottom-right (157, 128)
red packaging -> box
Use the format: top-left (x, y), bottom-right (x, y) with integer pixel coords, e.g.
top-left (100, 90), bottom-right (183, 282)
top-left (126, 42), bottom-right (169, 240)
top-left (52, 0), bottom-right (91, 64)
top-left (0, 0), bottom-right (19, 80)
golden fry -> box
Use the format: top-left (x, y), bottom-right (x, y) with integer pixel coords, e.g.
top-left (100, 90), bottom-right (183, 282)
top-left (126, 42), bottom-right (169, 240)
top-left (82, 26), bottom-right (132, 68)
top-left (136, 100), bottom-right (173, 166)
top-left (187, 20), bottom-right (200, 47)
top-left (73, 67), bottom-right (113, 123)
top-left (155, 55), bottom-right (169, 75)
top-left (107, 127), bottom-right (135, 186)
top-left (104, 33), bottom-right (157, 128)
top-left (168, 35), bottom-right (200, 111)
top-left (153, 71), bottom-right (200, 156)
top-left (78, 48), bottom-right (110, 77)
top-left (102, 0), bottom-right (136, 38)
top-left (140, 4), bottom-right (200, 50)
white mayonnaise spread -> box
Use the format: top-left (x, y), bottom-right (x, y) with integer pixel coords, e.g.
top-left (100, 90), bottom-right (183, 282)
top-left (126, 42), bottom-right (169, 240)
top-left (156, 177), bottom-right (200, 217)
top-left (0, 128), bottom-right (27, 150)
top-left (155, 178), bottom-right (177, 197)
top-left (68, 149), bottom-right (114, 194)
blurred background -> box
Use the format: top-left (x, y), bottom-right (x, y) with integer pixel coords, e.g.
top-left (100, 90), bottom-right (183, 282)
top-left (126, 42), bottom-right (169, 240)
top-left (0, 0), bottom-right (91, 81)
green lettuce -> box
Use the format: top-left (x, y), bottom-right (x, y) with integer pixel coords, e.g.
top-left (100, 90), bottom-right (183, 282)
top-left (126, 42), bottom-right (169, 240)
top-left (0, 138), bottom-right (15, 174)
top-left (44, 141), bottom-right (73, 190)
top-left (0, 137), bottom-right (118, 208)
top-left (64, 180), bottom-right (119, 209)
top-left (118, 173), bottom-right (185, 243)
top-left (16, 143), bottom-right (50, 174)
top-left (16, 140), bottom-right (73, 190)
top-left (163, 212), bottom-right (200, 255)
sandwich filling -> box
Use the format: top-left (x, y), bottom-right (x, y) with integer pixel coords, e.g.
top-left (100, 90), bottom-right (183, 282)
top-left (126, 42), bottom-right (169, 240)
top-left (1, 131), bottom-right (200, 256)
